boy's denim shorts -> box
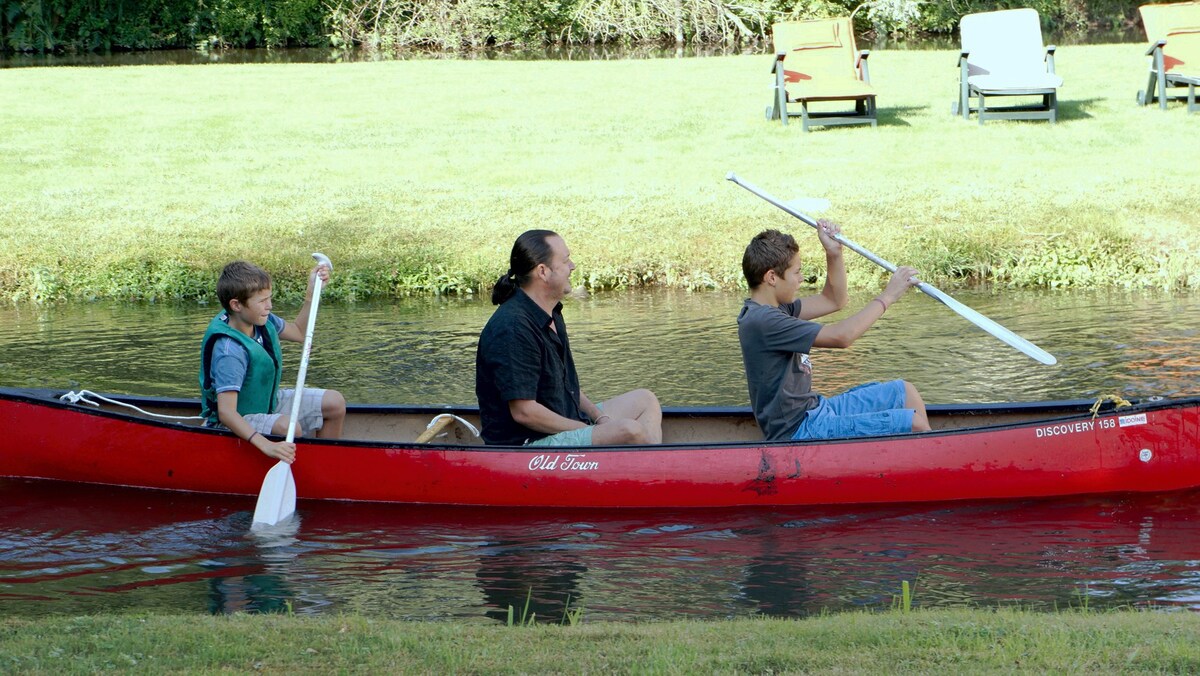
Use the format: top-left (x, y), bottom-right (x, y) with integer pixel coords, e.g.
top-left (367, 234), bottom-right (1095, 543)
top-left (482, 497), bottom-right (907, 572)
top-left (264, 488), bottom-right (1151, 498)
top-left (792, 380), bottom-right (914, 441)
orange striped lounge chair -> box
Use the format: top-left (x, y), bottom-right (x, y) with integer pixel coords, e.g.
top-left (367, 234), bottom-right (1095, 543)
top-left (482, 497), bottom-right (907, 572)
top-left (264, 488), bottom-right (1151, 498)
top-left (1137, 1), bottom-right (1200, 113)
top-left (767, 18), bottom-right (877, 131)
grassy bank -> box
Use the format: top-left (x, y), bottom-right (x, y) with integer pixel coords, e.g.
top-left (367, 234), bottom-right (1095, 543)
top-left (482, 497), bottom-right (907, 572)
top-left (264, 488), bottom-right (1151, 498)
top-left (2, 44), bottom-right (1198, 303)
top-left (4, 608), bottom-right (1200, 671)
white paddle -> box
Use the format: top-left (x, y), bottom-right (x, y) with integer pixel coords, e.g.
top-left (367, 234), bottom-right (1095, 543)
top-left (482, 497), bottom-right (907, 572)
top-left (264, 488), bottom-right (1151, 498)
top-left (727, 173), bottom-right (1057, 365)
top-left (252, 252), bottom-right (333, 529)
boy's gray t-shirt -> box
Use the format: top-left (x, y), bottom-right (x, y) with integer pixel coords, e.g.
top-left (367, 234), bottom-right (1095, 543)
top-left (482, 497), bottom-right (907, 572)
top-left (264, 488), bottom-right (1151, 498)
top-left (737, 299), bottom-right (823, 441)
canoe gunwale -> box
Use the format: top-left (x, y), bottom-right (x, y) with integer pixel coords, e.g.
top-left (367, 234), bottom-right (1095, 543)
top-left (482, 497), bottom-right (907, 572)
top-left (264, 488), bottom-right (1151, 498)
top-left (4, 386), bottom-right (1199, 507)
top-left (2, 386), bottom-right (1194, 452)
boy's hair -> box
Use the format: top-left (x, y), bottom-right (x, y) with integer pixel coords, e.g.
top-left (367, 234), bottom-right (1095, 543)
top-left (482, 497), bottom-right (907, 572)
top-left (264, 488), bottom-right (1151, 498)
top-left (217, 261), bottom-right (272, 311)
top-left (743, 229), bottom-right (799, 289)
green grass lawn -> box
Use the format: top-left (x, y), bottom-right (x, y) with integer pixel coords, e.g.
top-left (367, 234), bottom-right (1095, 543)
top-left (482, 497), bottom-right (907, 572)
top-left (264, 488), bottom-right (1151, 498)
top-left (4, 609), bottom-right (1200, 672)
top-left (2, 44), bottom-right (1197, 302)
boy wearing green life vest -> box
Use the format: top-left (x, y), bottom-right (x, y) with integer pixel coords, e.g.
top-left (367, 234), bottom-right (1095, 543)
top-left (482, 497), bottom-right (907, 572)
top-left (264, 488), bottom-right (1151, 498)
top-left (199, 261), bottom-right (346, 463)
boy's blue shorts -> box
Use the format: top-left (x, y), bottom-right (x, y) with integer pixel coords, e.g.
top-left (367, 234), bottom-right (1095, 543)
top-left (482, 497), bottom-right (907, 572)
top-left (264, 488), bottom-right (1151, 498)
top-left (792, 380), bottom-right (914, 441)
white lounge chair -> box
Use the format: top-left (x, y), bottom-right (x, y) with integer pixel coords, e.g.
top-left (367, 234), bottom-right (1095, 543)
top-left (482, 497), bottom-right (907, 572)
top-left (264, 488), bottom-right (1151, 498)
top-left (954, 8), bottom-right (1062, 124)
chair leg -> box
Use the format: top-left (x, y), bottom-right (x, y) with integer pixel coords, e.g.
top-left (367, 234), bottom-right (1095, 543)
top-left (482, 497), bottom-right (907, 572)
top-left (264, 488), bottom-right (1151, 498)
top-left (1141, 70), bottom-right (1158, 107)
top-left (977, 91), bottom-right (986, 125)
top-left (773, 69), bottom-right (788, 126)
top-left (800, 101), bottom-right (811, 132)
top-left (1048, 91), bottom-right (1056, 124)
top-left (1189, 83), bottom-right (1197, 114)
top-left (1156, 53), bottom-right (1168, 110)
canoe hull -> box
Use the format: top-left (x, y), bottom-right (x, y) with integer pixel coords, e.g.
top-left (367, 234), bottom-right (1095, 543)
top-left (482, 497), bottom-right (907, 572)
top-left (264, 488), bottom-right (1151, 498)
top-left (2, 388), bottom-right (1198, 507)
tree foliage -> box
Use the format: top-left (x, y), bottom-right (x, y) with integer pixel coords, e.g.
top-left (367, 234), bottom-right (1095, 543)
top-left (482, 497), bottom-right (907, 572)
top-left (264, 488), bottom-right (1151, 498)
top-left (1, 0), bottom-right (326, 52)
top-left (1, 0), bottom-right (1143, 53)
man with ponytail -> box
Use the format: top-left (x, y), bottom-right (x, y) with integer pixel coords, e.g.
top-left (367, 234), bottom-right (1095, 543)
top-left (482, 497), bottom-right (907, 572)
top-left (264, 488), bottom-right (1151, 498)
top-left (476, 230), bottom-right (663, 446)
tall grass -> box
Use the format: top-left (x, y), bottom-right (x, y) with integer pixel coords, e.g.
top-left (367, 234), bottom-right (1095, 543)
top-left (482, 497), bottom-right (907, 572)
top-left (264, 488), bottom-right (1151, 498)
top-left (1, 44), bottom-right (1197, 304)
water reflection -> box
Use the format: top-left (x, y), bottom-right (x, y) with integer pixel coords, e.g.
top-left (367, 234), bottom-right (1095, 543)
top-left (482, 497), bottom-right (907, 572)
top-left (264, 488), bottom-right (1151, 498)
top-left (0, 27), bottom-right (1145, 69)
top-left (0, 42), bottom-right (766, 69)
top-left (0, 289), bottom-right (1196, 406)
top-left (4, 479), bottom-right (1200, 620)
top-left (475, 543), bottom-right (587, 623)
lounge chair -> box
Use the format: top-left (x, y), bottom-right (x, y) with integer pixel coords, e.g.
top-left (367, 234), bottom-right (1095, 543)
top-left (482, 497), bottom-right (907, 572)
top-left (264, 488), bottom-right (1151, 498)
top-left (767, 18), bottom-right (876, 131)
top-left (1137, 2), bottom-right (1200, 113)
top-left (954, 8), bottom-right (1062, 124)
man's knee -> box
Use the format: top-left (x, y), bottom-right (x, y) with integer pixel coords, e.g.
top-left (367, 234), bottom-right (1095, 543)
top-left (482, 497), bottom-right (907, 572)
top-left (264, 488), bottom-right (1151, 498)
top-left (595, 420), bottom-right (652, 446)
top-left (605, 419), bottom-right (648, 444)
top-left (632, 388), bottom-right (661, 413)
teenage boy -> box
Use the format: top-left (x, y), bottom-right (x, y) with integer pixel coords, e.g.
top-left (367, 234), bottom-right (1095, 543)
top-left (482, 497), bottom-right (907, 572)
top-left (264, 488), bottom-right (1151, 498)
top-left (737, 225), bottom-right (931, 441)
top-left (200, 261), bottom-right (346, 463)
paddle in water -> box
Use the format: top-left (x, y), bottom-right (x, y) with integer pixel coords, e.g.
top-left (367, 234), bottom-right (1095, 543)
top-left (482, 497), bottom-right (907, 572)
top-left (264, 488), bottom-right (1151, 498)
top-left (252, 252), bottom-right (333, 529)
top-left (726, 173), bottom-right (1056, 365)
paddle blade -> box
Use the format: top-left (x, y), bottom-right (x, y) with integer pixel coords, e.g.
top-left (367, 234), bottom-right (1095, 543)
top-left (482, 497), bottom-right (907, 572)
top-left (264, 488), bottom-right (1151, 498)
top-left (919, 284), bottom-right (1057, 365)
top-left (251, 461), bottom-right (297, 528)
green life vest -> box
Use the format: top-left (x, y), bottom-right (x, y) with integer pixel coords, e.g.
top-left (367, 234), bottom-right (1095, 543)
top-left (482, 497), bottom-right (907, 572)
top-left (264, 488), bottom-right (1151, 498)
top-left (199, 312), bottom-right (283, 425)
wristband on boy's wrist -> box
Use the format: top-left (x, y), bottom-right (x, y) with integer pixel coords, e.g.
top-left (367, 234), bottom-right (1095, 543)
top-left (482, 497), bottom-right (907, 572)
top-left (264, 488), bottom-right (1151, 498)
top-left (872, 297), bottom-right (889, 312)
top-left (594, 415), bottom-right (612, 424)
top-left (247, 431), bottom-right (260, 444)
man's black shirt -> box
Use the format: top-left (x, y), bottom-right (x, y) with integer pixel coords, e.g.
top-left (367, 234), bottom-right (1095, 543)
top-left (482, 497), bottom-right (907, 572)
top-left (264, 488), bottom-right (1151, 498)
top-left (475, 288), bottom-right (587, 445)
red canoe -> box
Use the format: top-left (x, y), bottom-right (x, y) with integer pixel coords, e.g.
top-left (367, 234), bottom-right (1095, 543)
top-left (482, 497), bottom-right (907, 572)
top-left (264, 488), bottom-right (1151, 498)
top-left (1, 387), bottom-right (1198, 508)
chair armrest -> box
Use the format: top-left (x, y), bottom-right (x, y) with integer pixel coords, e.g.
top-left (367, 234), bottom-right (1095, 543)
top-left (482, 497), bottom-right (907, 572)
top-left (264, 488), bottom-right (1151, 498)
top-left (1044, 44), bottom-right (1056, 56)
top-left (855, 49), bottom-right (870, 68)
top-left (958, 49), bottom-right (969, 66)
top-left (771, 51), bottom-right (786, 74)
top-left (1146, 39), bottom-right (1166, 57)
top-left (1044, 44), bottom-right (1056, 73)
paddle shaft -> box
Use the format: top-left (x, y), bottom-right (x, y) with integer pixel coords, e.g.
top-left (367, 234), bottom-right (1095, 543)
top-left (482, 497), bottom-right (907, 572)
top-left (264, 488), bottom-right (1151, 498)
top-left (726, 173), bottom-right (1056, 365)
top-left (252, 254), bottom-right (332, 529)
top-left (285, 256), bottom-right (330, 442)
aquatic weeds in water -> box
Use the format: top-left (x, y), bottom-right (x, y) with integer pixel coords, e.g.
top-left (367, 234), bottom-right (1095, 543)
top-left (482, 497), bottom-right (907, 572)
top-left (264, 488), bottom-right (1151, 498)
top-left (507, 587), bottom-right (536, 627)
top-left (561, 594), bottom-right (584, 626)
top-left (892, 580), bottom-right (914, 613)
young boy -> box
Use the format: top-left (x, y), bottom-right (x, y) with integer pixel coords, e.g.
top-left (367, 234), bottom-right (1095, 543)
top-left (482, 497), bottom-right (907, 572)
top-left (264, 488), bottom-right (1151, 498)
top-left (737, 225), bottom-right (931, 441)
top-left (199, 261), bottom-right (346, 463)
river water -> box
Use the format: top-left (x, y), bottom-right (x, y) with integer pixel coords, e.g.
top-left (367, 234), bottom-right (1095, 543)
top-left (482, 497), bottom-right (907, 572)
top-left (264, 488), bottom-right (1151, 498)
top-left (0, 26), bottom-right (1144, 69)
top-left (1, 288), bottom-right (1199, 620)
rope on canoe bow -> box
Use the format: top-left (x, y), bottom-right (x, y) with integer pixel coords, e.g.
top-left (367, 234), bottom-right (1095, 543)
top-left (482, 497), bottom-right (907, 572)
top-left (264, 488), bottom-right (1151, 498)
top-left (1090, 394), bottom-right (1133, 419)
top-left (58, 390), bottom-right (206, 421)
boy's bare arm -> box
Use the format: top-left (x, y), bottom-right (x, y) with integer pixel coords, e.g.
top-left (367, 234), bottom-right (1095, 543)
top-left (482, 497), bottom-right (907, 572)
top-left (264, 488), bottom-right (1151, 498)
top-left (279, 263), bottom-right (331, 342)
top-left (799, 220), bottom-right (848, 319)
top-left (216, 391), bottom-right (297, 463)
top-left (813, 265), bottom-right (919, 349)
